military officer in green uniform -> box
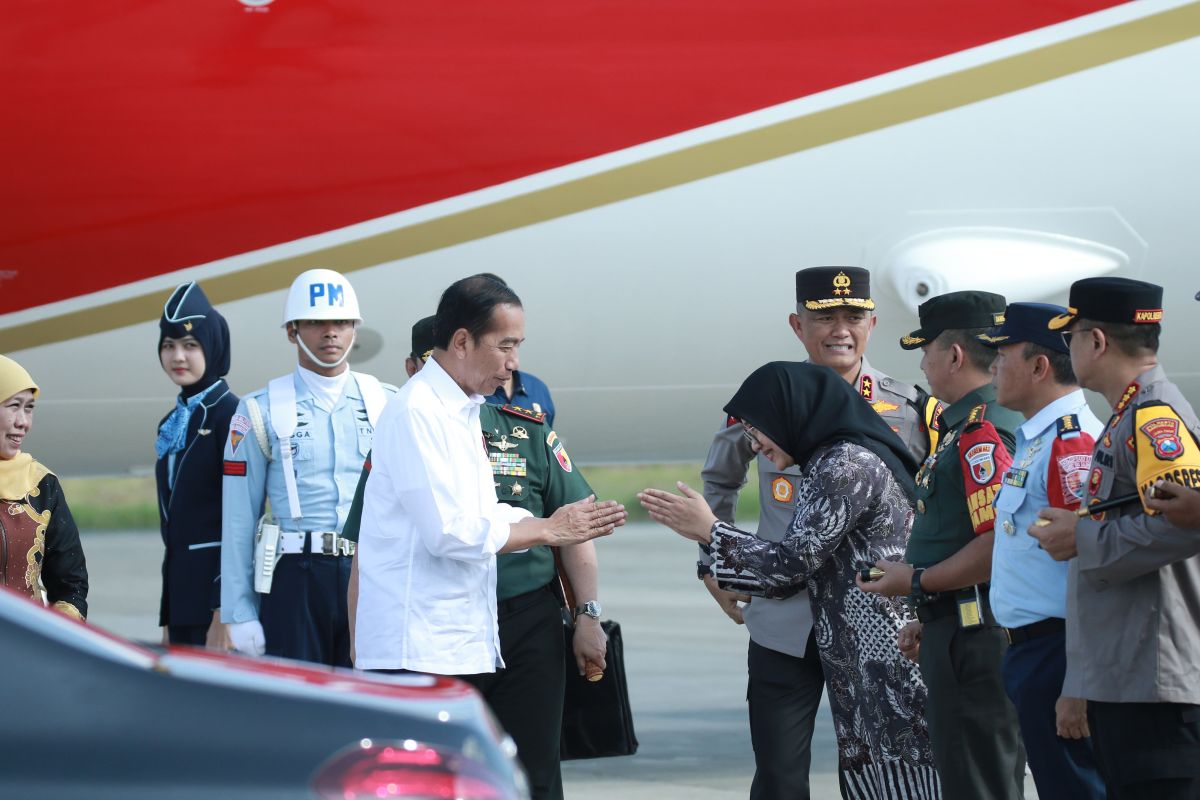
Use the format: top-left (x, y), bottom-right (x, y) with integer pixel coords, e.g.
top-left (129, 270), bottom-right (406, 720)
top-left (345, 316), bottom-right (603, 800)
top-left (857, 290), bottom-right (1026, 800)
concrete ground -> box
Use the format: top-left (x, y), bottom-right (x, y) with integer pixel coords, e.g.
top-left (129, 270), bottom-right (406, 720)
top-left (83, 522), bottom-right (1036, 799)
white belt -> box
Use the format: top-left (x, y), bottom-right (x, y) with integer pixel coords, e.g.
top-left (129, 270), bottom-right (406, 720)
top-left (277, 530), bottom-right (356, 557)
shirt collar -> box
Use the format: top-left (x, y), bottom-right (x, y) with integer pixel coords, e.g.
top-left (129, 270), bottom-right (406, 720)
top-left (1020, 388), bottom-right (1088, 439)
top-left (942, 383), bottom-right (998, 428)
top-left (422, 355), bottom-right (485, 415)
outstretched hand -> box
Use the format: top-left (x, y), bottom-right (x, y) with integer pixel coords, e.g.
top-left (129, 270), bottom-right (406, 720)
top-left (638, 482), bottom-right (718, 544)
top-left (548, 495), bottom-right (627, 546)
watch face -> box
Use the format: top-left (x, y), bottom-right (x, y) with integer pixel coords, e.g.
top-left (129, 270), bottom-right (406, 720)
top-left (580, 601), bottom-right (601, 618)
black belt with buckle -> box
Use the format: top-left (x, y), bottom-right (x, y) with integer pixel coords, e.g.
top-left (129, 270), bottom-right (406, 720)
top-left (1003, 617), bottom-right (1065, 646)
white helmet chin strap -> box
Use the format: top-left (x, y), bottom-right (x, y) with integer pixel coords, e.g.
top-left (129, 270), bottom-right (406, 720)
top-left (296, 328), bottom-right (356, 370)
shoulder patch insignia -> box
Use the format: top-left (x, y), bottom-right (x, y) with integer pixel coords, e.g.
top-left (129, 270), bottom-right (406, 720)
top-left (229, 414), bottom-right (251, 455)
top-left (965, 442), bottom-right (997, 484)
top-left (546, 431), bottom-right (573, 472)
top-left (771, 476), bottom-right (793, 503)
top-left (500, 404), bottom-right (546, 424)
top-left (1133, 404), bottom-right (1200, 510)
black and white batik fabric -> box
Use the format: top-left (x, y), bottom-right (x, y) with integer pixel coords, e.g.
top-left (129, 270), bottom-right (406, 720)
top-left (711, 442), bottom-right (940, 800)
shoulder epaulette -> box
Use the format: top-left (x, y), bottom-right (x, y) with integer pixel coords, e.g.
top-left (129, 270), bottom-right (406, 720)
top-left (1055, 414), bottom-right (1082, 440)
top-left (964, 403), bottom-right (988, 430)
top-left (500, 404), bottom-right (546, 424)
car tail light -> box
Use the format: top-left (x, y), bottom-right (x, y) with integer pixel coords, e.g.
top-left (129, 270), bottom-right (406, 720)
top-left (312, 739), bottom-right (519, 800)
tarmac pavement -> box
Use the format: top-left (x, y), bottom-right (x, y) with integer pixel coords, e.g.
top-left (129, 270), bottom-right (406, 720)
top-left (83, 523), bottom-right (1036, 799)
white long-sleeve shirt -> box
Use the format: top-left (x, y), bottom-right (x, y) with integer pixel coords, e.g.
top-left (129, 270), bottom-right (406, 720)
top-left (354, 356), bottom-right (531, 674)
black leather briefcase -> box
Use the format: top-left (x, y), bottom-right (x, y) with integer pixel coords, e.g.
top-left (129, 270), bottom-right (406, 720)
top-left (560, 619), bottom-right (638, 760)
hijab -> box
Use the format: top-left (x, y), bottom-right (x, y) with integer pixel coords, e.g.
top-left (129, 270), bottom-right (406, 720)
top-left (0, 354), bottom-right (51, 500)
top-left (156, 282), bottom-right (231, 459)
top-left (724, 361), bottom-right (918, 501)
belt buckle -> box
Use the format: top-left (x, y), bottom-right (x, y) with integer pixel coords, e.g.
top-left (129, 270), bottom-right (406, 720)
top-left (321, 531), bottom-right (335, 555)
top-left (338, 539), bottom-right (356, 557)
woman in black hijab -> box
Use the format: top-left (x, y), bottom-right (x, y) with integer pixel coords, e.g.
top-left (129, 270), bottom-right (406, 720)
top-left (640, 362), bottom-right (939, 800)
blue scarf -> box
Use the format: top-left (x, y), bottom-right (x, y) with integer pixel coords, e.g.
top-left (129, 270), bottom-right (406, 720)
top-left (156, 382), bottom-right (220, 459)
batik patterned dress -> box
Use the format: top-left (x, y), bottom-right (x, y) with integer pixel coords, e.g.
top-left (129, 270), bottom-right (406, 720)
top-left (709, 441), bottom-right (939, 800)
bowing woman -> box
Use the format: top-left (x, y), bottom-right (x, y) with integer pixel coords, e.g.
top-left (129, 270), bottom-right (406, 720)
top-left (640, 361), bottom-right (940, 800)
top-left (0, 354), bottom-right (88, 619)
top-left (155, 282), bottom-right (238, 647)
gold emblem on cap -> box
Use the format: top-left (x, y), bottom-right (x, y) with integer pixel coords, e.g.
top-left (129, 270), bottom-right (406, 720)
top-left (183, 321), bottom-right (193, 332)
top-left (832, 271), bottom-right (852, 296)
top-left (900, 334), bottom-right (926, 347)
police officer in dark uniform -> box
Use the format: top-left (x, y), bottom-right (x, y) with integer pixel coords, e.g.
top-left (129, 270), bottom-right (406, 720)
top-left (701, 267), bottom-right (941, 800)
top-left (858, 290), bottom-right (1026, 800)
top-left (1031, 278), bottom-right (1200, 799)
top-left (345, 316), bottom-right (603, 800)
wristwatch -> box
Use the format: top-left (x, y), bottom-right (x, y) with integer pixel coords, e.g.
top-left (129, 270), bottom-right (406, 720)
top-left (573, 600), bottom-right (602, 620)
top-left (910, 567), bottom-right (928, 604)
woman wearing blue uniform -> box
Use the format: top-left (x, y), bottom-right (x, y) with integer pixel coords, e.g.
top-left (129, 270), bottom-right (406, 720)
top-left (155, 281), bottom-right (238, 647)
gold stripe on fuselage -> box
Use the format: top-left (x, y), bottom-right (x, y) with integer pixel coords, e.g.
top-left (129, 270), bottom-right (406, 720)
top-left (5, 2), bottom-right (1199, 353)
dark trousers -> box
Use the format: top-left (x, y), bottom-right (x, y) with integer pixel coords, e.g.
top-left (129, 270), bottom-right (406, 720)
top-left (167, 624), bottom-right (208, 647)
top-left (919, 615), bottom-right (1025, 800)
top-left (258, 553), bottom-right (352, 667)
top-left (1089, 700), bottom-right (1200, 799)
top-left (1002, 628), bottom-right (1104, 799)
top-left (747, 632), bottom-right (824, 800)
top-left (461, 584), bottom-right (565, 800)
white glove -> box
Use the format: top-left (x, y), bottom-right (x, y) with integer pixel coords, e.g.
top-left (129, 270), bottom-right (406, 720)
top-left (229, 620), bottom-right (266, 656)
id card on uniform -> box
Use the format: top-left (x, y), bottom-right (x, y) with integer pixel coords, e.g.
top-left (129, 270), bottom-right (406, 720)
top-left (957, 585), bottom-right (983, 629)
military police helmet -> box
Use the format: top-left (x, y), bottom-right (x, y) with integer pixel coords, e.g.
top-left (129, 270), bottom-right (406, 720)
top-left (281, 268), bottom-right (363, 327)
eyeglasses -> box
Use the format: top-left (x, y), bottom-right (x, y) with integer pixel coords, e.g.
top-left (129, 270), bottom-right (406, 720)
top-left (742, 424), bottom-right (759, 448)
top-left (1062, 327), bottom-right (1096, 347)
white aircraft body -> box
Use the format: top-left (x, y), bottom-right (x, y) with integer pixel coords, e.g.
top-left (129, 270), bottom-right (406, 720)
top-left (2, 0), bottom-right (1198, 475)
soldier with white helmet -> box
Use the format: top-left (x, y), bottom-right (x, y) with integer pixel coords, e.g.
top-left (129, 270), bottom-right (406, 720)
top-left (220, 268), bottom-right (396, 666)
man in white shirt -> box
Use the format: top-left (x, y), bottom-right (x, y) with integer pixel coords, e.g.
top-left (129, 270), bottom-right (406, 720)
top-left (354, 274), bottom-right (625, 674)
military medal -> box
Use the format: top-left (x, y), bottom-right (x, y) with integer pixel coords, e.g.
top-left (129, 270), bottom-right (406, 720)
top-left (509, 481), bottom-right (524, 497)
top-left (511, 426), bottom-right (529, 440)
top-left (1002, 519), bottom-right (1015, 535)
top-left (489, 452), bottom-right (527, 477)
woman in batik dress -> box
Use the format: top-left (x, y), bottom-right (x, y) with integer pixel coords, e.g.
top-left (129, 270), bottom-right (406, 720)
top-left (641, 362), bottom-right (939, 800)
